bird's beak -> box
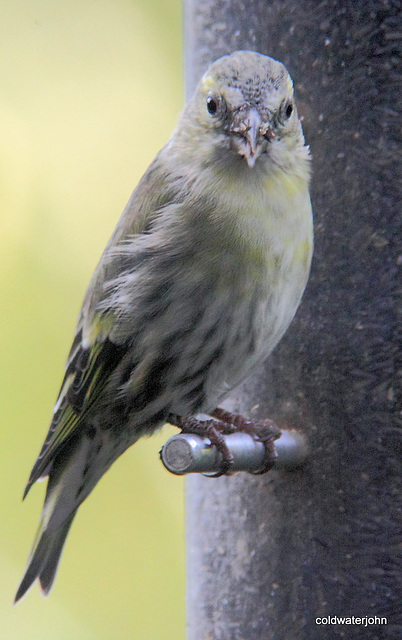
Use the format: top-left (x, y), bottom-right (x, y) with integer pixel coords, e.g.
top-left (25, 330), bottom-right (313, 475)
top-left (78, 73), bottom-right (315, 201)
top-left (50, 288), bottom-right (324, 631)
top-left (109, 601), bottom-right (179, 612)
top-left (243, 109), bottom-right (261, 167)
top-left (231, 109), bottom-right (263, 168)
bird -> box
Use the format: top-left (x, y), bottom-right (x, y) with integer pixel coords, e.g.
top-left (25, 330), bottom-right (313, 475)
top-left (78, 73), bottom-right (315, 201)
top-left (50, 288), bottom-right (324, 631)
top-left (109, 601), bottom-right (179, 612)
top-left (15, 50), bottom-right (313, 602)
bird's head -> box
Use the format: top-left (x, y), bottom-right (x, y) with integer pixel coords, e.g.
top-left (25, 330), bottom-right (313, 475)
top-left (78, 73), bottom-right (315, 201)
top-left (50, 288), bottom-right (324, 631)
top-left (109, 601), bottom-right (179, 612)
top-left (184, 50), bottom-right (305, 171)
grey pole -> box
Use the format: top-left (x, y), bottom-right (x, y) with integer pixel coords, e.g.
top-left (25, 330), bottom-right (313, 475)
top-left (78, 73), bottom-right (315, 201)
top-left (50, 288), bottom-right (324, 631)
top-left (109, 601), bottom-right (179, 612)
top-left (183, 2), bottom-right (400, 640)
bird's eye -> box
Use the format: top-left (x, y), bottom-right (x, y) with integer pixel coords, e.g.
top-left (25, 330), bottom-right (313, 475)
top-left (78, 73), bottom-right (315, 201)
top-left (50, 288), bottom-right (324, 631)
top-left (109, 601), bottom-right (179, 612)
top-left (285, 103), bottom-right (293, 119)
top-left (206, 96), bottom-right (218, 115)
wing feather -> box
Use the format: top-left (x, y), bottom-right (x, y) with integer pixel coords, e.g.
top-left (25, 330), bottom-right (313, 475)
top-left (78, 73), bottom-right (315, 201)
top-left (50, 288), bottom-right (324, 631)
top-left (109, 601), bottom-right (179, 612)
top-left (24, 329), bottom-right (127, 498)
top-left (24, 152), bottom-right (179, 499)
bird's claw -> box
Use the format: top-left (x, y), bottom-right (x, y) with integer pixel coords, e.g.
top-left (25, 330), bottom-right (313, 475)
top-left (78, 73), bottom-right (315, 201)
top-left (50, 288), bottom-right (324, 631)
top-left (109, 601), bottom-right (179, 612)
top-left (168, 410), bottom-right (280, 476)
top-left (211, 410), bottom-right (281, 475)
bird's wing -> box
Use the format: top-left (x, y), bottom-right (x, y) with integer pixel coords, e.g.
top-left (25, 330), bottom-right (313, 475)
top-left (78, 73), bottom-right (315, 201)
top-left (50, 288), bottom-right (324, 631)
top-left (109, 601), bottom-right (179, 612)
top-left (24, 153), bottom-right (175, 498)
top-left (23, 325), bottom-right (126, 498)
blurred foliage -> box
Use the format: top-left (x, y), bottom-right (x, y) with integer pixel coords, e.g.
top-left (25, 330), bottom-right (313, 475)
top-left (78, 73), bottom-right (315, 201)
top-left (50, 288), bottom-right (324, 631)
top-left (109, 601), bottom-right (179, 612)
top-left (0, 1), bottom-right (185, 638)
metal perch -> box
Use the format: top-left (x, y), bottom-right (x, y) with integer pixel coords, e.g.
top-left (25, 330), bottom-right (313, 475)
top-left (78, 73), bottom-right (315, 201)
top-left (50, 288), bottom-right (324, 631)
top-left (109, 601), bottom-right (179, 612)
top-left (160, 430), bottom-right (308, 475)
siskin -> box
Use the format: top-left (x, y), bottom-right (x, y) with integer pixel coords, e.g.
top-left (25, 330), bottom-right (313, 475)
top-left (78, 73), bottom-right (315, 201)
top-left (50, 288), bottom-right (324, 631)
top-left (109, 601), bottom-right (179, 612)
top-left (15, 50), bottom-right (313, 602)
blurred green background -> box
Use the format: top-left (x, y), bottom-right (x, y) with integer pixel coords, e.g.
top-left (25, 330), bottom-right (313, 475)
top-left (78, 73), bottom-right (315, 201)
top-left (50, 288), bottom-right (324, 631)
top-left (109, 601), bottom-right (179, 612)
top-left (0, 1), bottom-right (185, 638)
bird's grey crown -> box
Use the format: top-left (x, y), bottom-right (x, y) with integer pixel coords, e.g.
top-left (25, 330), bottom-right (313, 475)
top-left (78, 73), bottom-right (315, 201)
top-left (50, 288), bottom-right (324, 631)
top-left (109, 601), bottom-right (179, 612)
top-left (208, 51), bottom-right (288, 106)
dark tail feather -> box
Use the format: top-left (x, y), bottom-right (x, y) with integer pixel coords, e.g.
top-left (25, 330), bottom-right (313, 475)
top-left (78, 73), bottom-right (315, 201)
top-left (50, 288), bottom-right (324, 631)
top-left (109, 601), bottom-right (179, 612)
top-left (14, 513), bottom-right (76, 604)
top-left (39, 513), bottom-right (76, 595)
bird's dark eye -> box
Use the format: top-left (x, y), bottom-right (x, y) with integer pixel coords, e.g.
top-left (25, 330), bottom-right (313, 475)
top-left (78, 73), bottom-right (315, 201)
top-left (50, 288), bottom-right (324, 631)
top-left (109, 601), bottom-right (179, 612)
top-left (206, 96), bottom-right (218, 115)
top-left (285, 103), bottom-right (293, 118)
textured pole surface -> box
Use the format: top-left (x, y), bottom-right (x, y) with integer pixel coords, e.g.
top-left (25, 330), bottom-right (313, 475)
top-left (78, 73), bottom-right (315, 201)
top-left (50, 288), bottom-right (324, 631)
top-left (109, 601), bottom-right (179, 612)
top-left (184, 2), bottom-right (400, 639)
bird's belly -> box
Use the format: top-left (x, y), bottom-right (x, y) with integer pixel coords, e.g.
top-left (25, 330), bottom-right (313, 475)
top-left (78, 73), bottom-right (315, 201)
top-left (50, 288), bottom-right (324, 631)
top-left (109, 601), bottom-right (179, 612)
top-left (118, 192), bottom-right (312, 424)
top-left (170, 239), bottom-right (311, 416)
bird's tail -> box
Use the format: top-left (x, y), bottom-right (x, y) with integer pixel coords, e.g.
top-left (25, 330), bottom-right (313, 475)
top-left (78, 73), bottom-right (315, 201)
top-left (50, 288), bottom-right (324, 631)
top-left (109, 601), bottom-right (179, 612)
top-left (14, 432), bottom-right (95, 604)
top-left (14, 510), bottom-right (76, 603)
top-left (15, 426), bottom-right (127, 603)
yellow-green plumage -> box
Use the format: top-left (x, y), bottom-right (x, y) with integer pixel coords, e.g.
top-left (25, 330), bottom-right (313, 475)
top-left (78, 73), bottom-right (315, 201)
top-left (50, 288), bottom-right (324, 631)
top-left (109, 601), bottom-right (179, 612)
top-left (16, 50), bottom-right (312, 602)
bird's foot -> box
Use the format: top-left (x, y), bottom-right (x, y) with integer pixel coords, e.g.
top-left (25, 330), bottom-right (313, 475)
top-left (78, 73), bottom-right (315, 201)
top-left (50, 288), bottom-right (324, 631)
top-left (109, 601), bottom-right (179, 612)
top-left (211, 408), bottom-right (281, 474)
top-left (168, 409), bottom-right (281, 476)
top-left (168, 414), bottom-right (235, 476)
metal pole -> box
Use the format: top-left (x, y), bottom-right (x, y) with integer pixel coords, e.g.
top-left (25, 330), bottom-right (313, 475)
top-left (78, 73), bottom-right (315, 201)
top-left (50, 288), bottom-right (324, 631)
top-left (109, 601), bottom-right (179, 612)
top-left (161, 430), bottom-right (309, 474)
top-left (184, 1), bottom-right (399, 639)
